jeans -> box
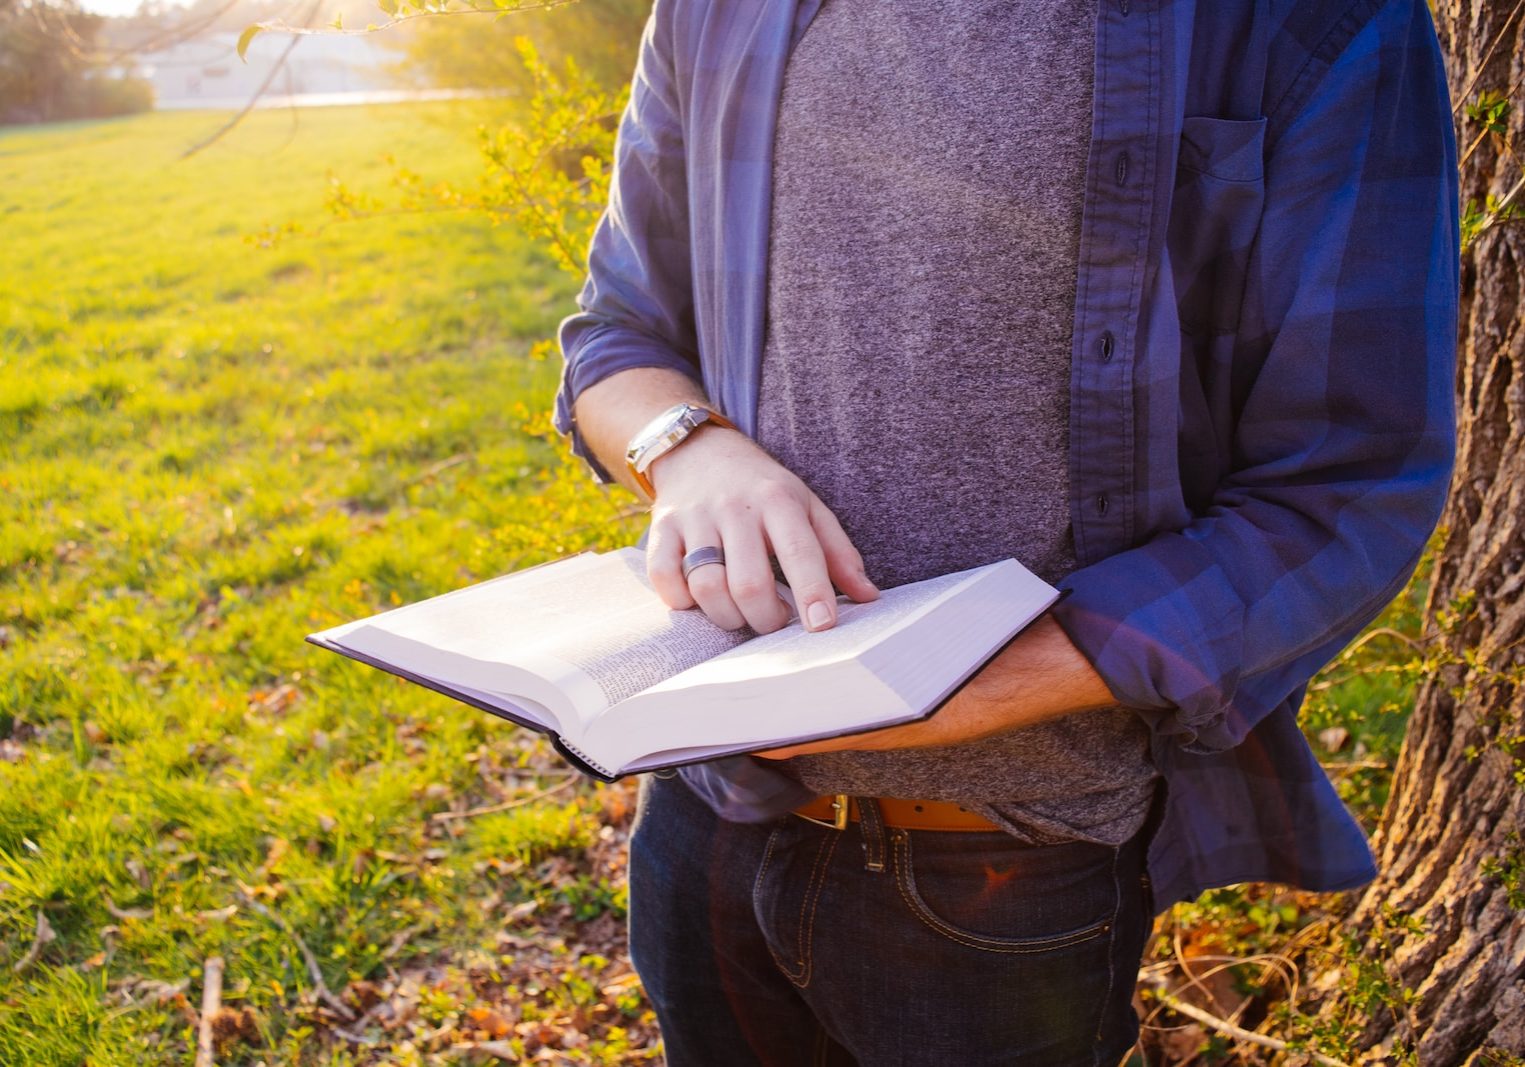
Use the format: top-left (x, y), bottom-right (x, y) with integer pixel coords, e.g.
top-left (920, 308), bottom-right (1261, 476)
top-left (628, 770), bottom-right (1164, 1067)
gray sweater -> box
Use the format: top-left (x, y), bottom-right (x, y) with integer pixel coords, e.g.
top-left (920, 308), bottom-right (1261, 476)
top-left (758, 0), bottom-right (1159, 846)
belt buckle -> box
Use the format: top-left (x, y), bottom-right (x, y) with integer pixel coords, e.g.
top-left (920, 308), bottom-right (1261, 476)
top-left (831, 793), bottom-right (849, 830)
top-left (796, 793), bottom-right (851, 831)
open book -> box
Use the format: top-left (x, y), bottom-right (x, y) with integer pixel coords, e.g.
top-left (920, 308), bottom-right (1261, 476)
top-left (307, 549), bottom-right (1061, 781)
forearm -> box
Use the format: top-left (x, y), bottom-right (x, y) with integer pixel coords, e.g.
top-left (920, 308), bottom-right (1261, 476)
top-left (571, 366), bottom-right (712, 498)
top-left (755, 612), bottom-right (1119, 759)
top-left (942, 614), bottom-right (1120, 737)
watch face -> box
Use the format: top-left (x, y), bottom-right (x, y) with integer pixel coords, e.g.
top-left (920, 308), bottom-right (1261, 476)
top-left (627, 403), bottom-right (700, 470)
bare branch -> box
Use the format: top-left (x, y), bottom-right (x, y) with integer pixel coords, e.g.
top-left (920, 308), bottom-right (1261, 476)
top-left (1141, 976), bottom-right (1354, 1067)
top-left (1451, 0), bottom-right (1525, 119)
top-left (180, 0), bottom-right (323, 159)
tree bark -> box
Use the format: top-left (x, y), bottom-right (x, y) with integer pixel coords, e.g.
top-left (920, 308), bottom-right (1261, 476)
top-left (1331, 2), bottom-right (1525, 1063)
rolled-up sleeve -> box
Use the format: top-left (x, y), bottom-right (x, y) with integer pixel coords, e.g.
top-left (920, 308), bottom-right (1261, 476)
top-left (1051, 0), bottom-right (1460, 754)
top-left (553, 0), bottom-right (703, 483)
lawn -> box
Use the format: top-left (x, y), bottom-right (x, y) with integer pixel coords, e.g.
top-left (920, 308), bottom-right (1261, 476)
top-left (0, 103), bottom-right (1430, 1065)
top-left (0, 103), bottom-right (651, 1065)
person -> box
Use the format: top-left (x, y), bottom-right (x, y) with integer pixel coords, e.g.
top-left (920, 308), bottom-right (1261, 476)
top-left (553, 0), bottom-right (1460, 1062)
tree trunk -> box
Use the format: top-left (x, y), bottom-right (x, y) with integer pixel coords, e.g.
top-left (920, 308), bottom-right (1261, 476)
top-left (1331, 3), bottom-right (1525, 1063)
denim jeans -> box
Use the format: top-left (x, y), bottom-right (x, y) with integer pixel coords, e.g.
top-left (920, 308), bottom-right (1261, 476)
top-left (628, 770), bottom-right (1163, 1067)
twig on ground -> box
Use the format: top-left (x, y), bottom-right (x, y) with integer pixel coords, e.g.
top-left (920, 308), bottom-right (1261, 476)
top-left (1141, 976), bottom-right (1352, 1067)
top-left (329, 978), bottom-right (399, 1047)
top-left (235, 891), bottom-right (355, 1021)
top-left (431, 775), bottom-right (580, 823)
top-left (330, 1019), bottom-right (380, 1046)
top-left (102, 978), bottom-right (191, 1022)
top-left (1172, 930), bottom-right (1244, 1020)
top-left (381, 922), bottom-right (430, 961)
top-left (12, 910), bottom-right (56, 974)
top-left (1341, 626), bottom-right (1424, 655)
top-left (195, 955), bottom-right (225, 1067)
top-left (399, 452), bottom-right (472, 489)
top-left (1318, 759), bottom-right (1391, 776)
top-left (104, 896), bottom-right (152, 921)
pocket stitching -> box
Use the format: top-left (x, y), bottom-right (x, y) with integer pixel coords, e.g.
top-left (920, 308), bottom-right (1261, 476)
top-left (1177, 163), bottom-right (1265, 185)
top-left (792, 832), bottom-right (839, 988)
top-left (758, 830), bottom-right (838, 987)
top-left (755, 828), bottom-right (796, 979)
top-left (891, 833), bottom-right (1112, 955)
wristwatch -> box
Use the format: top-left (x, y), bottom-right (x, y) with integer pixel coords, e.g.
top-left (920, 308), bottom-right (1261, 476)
top-left (625, 402), bottom-right (738, 500)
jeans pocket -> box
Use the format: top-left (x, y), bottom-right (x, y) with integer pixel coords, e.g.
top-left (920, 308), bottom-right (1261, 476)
top-left (890, 829), bottom-right (1117, 954)
top-left (752, 826), bottom-right (841, 987)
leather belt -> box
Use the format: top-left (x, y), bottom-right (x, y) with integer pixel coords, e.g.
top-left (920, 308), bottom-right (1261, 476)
top-left (793, 794), bottom-right (1002, 832)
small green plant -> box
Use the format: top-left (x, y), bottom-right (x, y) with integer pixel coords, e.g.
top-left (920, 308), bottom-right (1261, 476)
top-left (1481, 833), bottom-right (1525, 910)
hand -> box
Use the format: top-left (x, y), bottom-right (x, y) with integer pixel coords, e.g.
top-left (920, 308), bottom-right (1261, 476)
top-left (644, 426), bottom-right (880, 634)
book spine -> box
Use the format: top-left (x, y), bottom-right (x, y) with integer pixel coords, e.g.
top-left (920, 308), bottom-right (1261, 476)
top-left (552, 737), bottom-right (618, 784)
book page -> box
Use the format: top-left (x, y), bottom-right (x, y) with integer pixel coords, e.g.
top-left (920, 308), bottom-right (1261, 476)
top-left (635, 564), bottom-right (980, 690)
top-left (330, 549), bottom-right (757, 727)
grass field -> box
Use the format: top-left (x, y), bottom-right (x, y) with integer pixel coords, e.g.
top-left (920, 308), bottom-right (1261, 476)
top-left (0, 104), bottom-right (1430, 1065)
top-left (0, 104), bottom-right (651, 1064)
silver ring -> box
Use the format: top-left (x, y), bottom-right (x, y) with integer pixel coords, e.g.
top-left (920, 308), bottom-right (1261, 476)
top-left (681, 545), bottom-right (726, 581)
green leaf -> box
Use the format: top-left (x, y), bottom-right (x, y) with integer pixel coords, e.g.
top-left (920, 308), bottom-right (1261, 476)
top-left (236, 23), bottom-right (264, 62)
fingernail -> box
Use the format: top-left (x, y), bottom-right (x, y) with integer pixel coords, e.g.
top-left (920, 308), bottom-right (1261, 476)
top-left (806, 601), bottom-right (833, 630)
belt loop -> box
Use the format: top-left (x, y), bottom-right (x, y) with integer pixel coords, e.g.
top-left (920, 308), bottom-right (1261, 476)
top-left (855, 796), bottom-right (888, 873)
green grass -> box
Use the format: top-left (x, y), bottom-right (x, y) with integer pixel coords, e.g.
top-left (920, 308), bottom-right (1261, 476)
top-left (0, 105), bottom-right (649, 1064)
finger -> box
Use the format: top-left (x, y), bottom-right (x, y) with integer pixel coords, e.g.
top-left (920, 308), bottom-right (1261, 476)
top-left (646, 513), bottom-right (695, 610)
top-left (716, 517), bottom-right (790, 634)
top-left (681, 524), bottom-right (747, 631)
top-left (807, 497), bottom-right (880, 602)
top-left (761, 505), bottom-right (839, 632)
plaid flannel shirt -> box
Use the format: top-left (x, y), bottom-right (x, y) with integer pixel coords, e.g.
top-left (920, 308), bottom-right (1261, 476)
top-left (553, 0), bottom-right (1460, 913)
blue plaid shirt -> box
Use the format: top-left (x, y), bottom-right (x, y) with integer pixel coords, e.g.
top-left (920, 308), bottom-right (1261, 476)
top-left (554, 0), bottom-right (1460, 913)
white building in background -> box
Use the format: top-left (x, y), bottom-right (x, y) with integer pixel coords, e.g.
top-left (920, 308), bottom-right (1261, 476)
top-left (133, 29), bottom-right (400, 109)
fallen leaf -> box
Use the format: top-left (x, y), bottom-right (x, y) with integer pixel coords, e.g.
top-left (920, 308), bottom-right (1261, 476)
top-left (210, 1005), bottom-right (259, 1049)
top-left (467, 1006), bottom-right (513, 1038)
top-left (1319, 726), bottom-right (1350, 753)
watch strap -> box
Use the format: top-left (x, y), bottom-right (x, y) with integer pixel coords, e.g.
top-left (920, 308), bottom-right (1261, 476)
top-left (627, 404), bottom-right (737, 500)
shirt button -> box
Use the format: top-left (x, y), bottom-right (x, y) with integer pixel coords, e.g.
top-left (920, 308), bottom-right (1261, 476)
top-left (1100, 331), bottom-right (1115, 362)
top-left (1096, 494), bottom-right (1110, 516)
top-left (1119, 0), bottom-right (1131, 13)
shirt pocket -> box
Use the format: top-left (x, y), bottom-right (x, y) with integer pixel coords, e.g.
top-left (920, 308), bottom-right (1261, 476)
top-left (1168, 115), bottom-right (1268, 336)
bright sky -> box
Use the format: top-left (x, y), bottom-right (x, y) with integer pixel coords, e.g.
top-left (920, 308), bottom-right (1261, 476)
top-left (79, 0), bottom-right (188, 16)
